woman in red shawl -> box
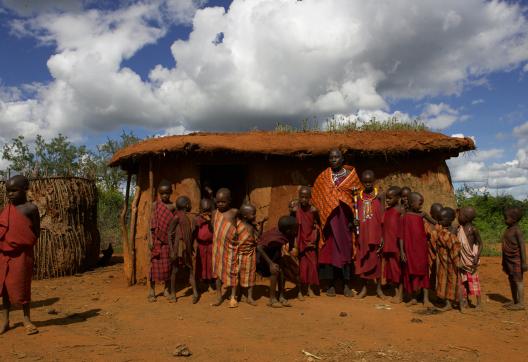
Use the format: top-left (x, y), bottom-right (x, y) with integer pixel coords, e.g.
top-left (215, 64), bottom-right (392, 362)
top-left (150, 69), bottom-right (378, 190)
top-left (312, 149), bottom-right (362, 297)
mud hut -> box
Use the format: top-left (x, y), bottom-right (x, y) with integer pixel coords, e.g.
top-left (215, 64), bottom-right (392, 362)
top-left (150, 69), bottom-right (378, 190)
top-left (109, 131), bottom-right (475, 285)
top-left (0, 177), bottom-right (100, 279)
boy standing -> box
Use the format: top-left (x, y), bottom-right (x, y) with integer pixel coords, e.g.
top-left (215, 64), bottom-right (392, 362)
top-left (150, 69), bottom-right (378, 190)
top-left (355, 170), bottom-right (384, 299)
top-left (296, 186), bottom-right (320, 299)
top-left (0, 175), bottom-right (40, 335)
top-left (148, 179), bottom-right (175, 302)
top-left (435, 207), bottom-right (461, 311)
top-left (194, 199), bottom-right (214, 292)
top-left (457, 206), bottom-right (483, 310)
top-left (502, 207), bottom-right (526, 311)
top-left (169, 196), bottom-right (197, 303)
top-left (211, 188), bottom-right (238, 307)
top-left (400, 192), bottom-right (431, 306)
top-left (383, 186), bottom-right (403, 303)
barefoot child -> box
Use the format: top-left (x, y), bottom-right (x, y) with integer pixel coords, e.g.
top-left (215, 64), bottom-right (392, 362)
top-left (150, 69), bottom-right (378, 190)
top-left (257, 216), bottom-right (299, 307)
top-left (355, 170), bottom-right (384, 299)
top-left (435, 207), bottom-right (461, 311)
top-left (295, 186), bottom-right (320, 299)
top-left (426, 203), bottom-right (443, 291)
top-left (383, 186), bottom-right (403, 303)
top-left (148, 179), bottom-right (175, 302)
top-left (400, 192), bottom-right (431, 306)
top-left (169, 196), bottom-right (197, 303)
top-left (194, 199), bottom-right (214, 293)
top-left (226, 204), bottom-right (260, 307)
top-left (0, 175), bottom-right (40, 335)
top-left (502, 207), bottom-right (527, 311)
top-left (211, 188), bottom-right (238, 307)
top-left (457, 206), bottom-right (483, 310)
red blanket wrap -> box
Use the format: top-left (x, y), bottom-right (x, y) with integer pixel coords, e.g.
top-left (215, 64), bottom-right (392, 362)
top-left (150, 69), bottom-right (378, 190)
top-left (296, 207), bottom-right (319, 285)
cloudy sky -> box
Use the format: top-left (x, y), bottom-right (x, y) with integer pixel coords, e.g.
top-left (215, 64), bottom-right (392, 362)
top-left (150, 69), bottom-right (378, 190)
top-left (1, 0), bottom-right (528, 197)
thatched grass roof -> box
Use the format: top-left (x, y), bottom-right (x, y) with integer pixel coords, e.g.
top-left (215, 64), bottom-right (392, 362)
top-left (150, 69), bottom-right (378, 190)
top-left (109, 130), bottom-right (475, 167)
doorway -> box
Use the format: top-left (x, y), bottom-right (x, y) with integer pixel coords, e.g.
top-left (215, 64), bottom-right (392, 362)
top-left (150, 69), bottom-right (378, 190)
top-left (199, 164), bottom-right (248, 208)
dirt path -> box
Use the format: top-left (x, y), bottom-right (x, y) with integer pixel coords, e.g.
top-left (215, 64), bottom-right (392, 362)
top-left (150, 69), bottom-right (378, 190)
top-left (0, 257), bottom-right (526, 361)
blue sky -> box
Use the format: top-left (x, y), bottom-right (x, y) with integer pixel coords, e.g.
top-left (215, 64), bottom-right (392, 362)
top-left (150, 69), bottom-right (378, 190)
top-left (1, 0), bottom-right (528, 197)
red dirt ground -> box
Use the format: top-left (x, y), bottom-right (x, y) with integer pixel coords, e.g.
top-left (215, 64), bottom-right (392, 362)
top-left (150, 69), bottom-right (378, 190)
top-left (0, 256), bottom-right (526, 361)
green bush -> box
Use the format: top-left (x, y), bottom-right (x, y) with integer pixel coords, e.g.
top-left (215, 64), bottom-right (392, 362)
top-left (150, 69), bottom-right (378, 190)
top-left (98, 187), bottom-right (125, 253)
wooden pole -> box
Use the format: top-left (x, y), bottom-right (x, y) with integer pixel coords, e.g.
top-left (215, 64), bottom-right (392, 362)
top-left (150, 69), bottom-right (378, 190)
top-left (129, 183), bottom-right (140, 285)
top-left (121, 172), bottom-right (132, 285)
top-left (147, 157), bottom-right (155, 289)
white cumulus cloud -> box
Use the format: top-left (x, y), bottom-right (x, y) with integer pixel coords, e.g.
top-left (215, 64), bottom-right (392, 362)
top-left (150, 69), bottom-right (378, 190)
top-left (0, 0), bottom-right (528, 141)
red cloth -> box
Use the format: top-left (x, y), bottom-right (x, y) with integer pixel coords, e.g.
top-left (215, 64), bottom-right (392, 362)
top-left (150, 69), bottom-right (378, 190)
top-left (401, 213), bottom-right (429, 293)
top-left (296, 207), bottom-right (319, 285)
top-left (150, 201), bottom-right (175, 282)
top-left (258, 228), bottom-right (299, 283)
top-left (355, 194), bottom-right (382, 279)
top-left (0, 204), bottom-right (38, 306)
top-left (195, 216), bottom-right (213, 280)
top-left (383, 207), bottom-right (401, 284)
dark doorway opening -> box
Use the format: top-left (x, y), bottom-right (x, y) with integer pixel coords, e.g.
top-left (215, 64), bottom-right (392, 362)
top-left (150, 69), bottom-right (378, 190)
top-left (200, 164), bottom-right (248, 208)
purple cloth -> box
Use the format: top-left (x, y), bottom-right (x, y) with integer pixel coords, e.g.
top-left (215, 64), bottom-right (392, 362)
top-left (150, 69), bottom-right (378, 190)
top-left (319, 202), bottom-right (353, 268)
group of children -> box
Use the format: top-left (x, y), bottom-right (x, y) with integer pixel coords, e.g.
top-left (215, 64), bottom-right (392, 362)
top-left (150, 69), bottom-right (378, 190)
top-left (148, 170), bottom-right (527, 311)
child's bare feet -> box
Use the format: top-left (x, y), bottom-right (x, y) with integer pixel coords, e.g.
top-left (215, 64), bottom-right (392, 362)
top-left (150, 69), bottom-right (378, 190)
top-left (247, 297), bottom-right (257, 306)
top-left (24, 322), bottom-right (38, 335)
top-left (307, 287), bottom-right (316, 297)
top-left (167, 294), bottom-right (177, 303)
top-left (279, 296), bottom-right (292, 307)
top-left (356, 286), bottom-right (367, 299)
top-left (376, 288), bottom-right (386, 299)
top-left (211, 296), bottom-right (223, 307)
top-left (147, 291), bottom-right (157, 302)
top-left (163, 289), bottom-right (171, 299)
top-left (191, 294), bottom-right (199, 304)
top-left (297, 291), bottom-right (305, 301)
top-left (0, 320), bottom-right (9, 334)
top-left (326, 286), bottom-right (336, 297)
top-left (423, 300), bottom-right (434, 308)
top-left (267, 299), bottom-right (283, 308)
top-left (344, 285), bottom-right (354, 298)
top-left (228, 297), bottom-right (238, 308)
top-left (406, 298), bottom-right (418, 307)
top-left (506, 303), bottom-right (525, 311)
top-left (390, 296), bottom-right (402, 304)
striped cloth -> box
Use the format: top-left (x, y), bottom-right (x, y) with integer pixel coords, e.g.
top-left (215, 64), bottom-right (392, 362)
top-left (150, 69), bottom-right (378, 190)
top-left (312, 166), bottom-right (362, 230)
top-left (150, 201), bottom-right (175, 282)
top-left (212, 210), bottom-right (237, 284)
top-left (461, 271), bottom-right (481, 297)
top-left (232, 220), bottom-right (257, 288)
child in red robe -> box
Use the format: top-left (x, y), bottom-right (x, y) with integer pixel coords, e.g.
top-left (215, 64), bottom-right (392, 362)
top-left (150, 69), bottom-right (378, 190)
top-left (355, 170), bottom-right (384, 299)
top-left (400, 192), bottom-right (432, 306)
top-left (0, 175), bottom-right (40, 335)
top-left (295, 186), bottom-right (320, 299)
top-left (148, 179), bottom-right (176, 302)
top-left (382, 186), bottom-right (403, 303)
top-left (194, 199), bottom-right (214, 291)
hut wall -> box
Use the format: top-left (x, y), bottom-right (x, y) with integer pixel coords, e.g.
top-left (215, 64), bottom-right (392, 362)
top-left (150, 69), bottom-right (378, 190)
top-left (0, 177), bottom-right (100, 279)
top-left (133, 156), bottom-right (200, 284)
top-left (127, 153), bottom-right (457, 283)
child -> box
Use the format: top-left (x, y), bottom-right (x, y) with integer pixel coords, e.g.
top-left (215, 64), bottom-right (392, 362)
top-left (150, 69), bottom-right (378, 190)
top-left (383, 186), bottom-right (403, 303)
top-left (400, 186), bottom-right (412, 213)
top-left (225, 204), bottom-right (260, 308)
top-left (355, 170), bottom-right (384, 299)
top-left (169, 196), bottom-right (197, 303)
top-left (502, 207), bottom-right (527, 311)
top-left (211, 188), bottom-right (238, 307)
top-left (457, 206), bottom-right (483, 310)
top-left (148, 179), bottom-right (175, 302)
top-left (295, 186), bottom-right (320, 299)
top-left (435, 207), bottom-right (461, 311)
top-left (257, 216), bottom-right (299, 307)
top-left (425, 203), bottom-right (443, 291)
top-left (0, 175), bottom-right (40, 335)
top-left (400, 192), bottom-right (431, 306)
top-left (194, 199), bottom-right (214, 294)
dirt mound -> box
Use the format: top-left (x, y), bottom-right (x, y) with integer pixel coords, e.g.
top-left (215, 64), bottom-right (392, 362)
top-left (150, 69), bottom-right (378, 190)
top-left (109, 130), bottom-right (475, 167)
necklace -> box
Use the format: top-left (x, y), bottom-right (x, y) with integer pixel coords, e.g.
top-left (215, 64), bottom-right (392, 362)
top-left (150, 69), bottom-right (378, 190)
top-left (332, 168), bottom-right (347, 182)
